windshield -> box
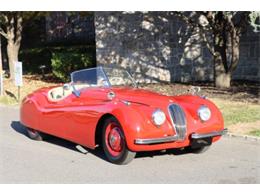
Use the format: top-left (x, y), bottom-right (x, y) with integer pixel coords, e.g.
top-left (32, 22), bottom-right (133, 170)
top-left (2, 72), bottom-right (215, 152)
top-left (71, 67), bottom-right (136, 88)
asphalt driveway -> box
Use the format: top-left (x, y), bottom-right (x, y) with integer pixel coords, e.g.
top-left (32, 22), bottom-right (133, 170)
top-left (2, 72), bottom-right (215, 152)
top-left (0, 106), bottom-right (259, 183)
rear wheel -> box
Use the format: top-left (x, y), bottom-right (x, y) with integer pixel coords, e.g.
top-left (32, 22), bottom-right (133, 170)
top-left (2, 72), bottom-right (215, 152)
top-left (26, 127), bottom-right (43, 141)
top-left (102, 117), bottom-right (136, 165)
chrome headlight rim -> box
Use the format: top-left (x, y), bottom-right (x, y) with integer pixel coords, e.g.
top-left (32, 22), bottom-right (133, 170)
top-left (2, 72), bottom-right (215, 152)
top-left (198, 105), bottom-right (211, 122)
top-left (152, 109), bottom-right (166, 126)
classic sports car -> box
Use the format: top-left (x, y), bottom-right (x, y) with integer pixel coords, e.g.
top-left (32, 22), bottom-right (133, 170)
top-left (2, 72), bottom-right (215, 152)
top-left (20, 67), bottom-right (227, 164)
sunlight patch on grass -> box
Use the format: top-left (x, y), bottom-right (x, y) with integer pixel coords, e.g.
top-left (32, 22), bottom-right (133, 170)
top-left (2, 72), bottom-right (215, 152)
top-left (0, 95), bottom-right (18, 105)
top-left (212, 98), bottom-right (260, 126)
top-left (249, 129), bottom-right (260, 137)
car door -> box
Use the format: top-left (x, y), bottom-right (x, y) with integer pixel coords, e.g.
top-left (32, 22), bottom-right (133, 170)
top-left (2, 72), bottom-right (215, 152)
top-left (39, 91), bottom-right (75, 139)
top-left (61, 87), bottom-right (111, 148)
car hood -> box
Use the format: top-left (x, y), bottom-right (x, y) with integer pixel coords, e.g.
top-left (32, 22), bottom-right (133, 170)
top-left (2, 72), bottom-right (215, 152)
top-left (112, 87), bottom-right (171, 106)
top-left (111, 87), bottom-right (215, 113)
top-left (111, 87), bottom-right (223, 132)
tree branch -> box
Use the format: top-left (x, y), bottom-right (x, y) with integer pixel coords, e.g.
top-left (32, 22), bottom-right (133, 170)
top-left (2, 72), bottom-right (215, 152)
top-left (15, 12), bottom-right (23, 47)
top-left (0, 28), bottom-right (8, 39)
top-left (198, 27), bottom-right (216, 56)
top-left (172, 12), bottom-right (196, 28)
top-left (235, 12), bottom-right (249, 36)
top-left (174, 12), bottom-right (216, 56)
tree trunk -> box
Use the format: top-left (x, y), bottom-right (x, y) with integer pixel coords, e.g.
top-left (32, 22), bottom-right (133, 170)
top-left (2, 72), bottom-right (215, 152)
top-left (0, 35), bottom-right (3, 96)
top-left (5, 13), bottom-right (23, 80)
top-left (0, 36), bottom-right (2, 71)
top-left (215, 72), bottom-right (231, 88)
top-left (214, 52), bottom-right (231, 88)
top-left (213, 12), bottom-right (232, 88)
top-left (7, 42), bottom-right (19, 80)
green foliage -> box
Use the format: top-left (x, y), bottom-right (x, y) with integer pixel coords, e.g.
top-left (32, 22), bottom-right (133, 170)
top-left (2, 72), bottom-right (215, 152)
top-left (19, 46), bottom-right (96, 79)
top-left (249, 129), bottom-right (260, 137)
top-left (19, 48), bottom-right (52, 74)
top-left (214, 100), bottom-right (260, 126)
top-left (51, 50), bottom-right (94, 82)
top-left (249, 11), bottom-right (260, 32)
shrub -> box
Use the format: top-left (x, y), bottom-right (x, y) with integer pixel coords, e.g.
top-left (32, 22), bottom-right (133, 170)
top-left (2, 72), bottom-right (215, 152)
top-left (19, 48), bottom-right (52, 74)
top-left (51, 51), bottom-right (94, 82)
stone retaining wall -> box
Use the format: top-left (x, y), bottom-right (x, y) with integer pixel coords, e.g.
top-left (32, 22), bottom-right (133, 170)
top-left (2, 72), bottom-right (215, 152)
top-left (95, 12), bottom-right (260, 83)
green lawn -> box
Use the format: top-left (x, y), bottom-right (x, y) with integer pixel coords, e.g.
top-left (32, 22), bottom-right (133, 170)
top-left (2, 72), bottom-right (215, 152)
top-left (249, 129), bottom-right (260, 137)
top-left (213, 98), bottom-right (260, 126)
top-left (0, 95), bottom-right (18, 105)
top-left (212, 98), bottom-right (260, 136)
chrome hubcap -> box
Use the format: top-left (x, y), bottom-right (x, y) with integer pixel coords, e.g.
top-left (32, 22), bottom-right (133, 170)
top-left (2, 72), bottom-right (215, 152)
top-left (108, 128), bottom-right (121, 152)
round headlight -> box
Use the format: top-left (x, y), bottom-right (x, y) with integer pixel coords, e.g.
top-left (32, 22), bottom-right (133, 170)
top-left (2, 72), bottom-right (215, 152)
top-left (152, 109), bottom-right (166, 126)
top-left (198, 105), bottom-right (211, 121)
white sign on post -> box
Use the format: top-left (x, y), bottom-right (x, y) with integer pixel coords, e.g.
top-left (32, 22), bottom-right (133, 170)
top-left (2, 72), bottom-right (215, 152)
top-left (14, 61), bottom-right (23, 87)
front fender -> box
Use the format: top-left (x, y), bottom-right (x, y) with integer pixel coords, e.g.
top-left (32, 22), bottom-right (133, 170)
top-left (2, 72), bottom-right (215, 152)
top-left (109, 101), bottom-right (175, 151)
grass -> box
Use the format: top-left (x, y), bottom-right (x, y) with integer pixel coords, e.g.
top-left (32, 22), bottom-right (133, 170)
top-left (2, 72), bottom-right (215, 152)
top-left (212, 98), bottom-right (260, 135)
top-left (212, 98), bottom-right (260, 126)
top-left (0, 95), bottom-right (18, 105)
top-left (249, 129), bottom-right (260, 137)
top-left (0, 75), bottom-right (57, 105)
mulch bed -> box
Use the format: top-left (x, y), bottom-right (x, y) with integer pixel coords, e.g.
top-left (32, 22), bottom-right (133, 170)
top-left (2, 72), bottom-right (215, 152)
top-left (139, 82), bottom-right (259, 104)
top-left (2, 74), bottom-right (259, 104)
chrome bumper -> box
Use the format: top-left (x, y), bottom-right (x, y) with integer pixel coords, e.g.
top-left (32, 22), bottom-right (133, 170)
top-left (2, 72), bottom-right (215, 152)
top-left (134, 128), bottom-right (227, 145)
top-left (191, 128), bottom-right (228, 139)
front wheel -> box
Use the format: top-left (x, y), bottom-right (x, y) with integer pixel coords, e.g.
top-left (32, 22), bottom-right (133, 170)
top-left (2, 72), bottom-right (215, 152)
top-left (26, 127), bottom-right (43, 141)
top-left (102, 117), bottom-right (136, 165)
top-left (185, 145), bottom-right (210, 154)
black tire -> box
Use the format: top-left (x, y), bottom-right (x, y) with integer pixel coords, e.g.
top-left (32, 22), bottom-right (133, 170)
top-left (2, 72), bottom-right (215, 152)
top-left (26, 127), bottom-right (43, 141)
top-left (102, 117), bottom-right (136, 165)
top-left (185, 145), bottom-right (210, 154)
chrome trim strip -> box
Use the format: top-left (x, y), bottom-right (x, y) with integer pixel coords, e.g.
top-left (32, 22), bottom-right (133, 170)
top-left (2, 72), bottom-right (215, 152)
top-left (134, 129), bottom-right (227, 145)
top-left (135, 135), bottom-right (179, 145)
top-left (168, 103), bottom-right (187, 140)
top-left (191, 128), bottom-right (228, 139)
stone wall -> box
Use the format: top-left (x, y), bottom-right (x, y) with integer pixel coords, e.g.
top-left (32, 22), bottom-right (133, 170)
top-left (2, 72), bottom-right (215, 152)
top-left (233, 28), bottom-right (260, 81)
top-left (95, 12), bottom-right (260, 83)
top-left (46, 12), bottom-right (95, 45)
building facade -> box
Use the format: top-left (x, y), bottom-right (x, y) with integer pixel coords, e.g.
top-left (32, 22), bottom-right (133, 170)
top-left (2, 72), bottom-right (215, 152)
top-left (95, 12), bottom-right (260, 83)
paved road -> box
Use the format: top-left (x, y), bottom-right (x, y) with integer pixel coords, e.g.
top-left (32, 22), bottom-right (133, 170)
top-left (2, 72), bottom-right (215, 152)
top-left (0, 106), bottom-right (259, 183)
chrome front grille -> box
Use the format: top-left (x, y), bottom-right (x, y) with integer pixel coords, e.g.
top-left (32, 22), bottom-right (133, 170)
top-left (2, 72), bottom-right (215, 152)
top-left (168, 104), bottom-right (187, 140)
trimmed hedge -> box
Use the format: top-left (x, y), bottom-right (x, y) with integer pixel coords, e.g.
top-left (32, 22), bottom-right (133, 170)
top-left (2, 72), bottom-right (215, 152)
top-left (19, 48), bottom-right (52, 74)
top-left (51, 51), bottom-right (94, 82)
top-left (19, 46), bottom-right (96, 81)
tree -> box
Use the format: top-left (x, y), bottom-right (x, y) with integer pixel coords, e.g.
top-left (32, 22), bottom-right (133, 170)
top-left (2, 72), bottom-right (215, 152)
top-left (174, 11), bottom-right (259, 88)
top-left (0, 12), bottom-right (41, 79)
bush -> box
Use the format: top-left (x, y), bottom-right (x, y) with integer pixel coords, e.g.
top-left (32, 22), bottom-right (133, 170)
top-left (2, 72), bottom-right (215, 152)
top-left (51, 51), bottom-right (95, 82)
top-left (19, 48), bottom-right (52, 74)
top-left (19, 46), bottom-right (96, 80)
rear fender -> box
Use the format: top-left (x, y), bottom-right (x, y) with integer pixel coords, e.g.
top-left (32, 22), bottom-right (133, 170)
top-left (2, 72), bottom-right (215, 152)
top-left (20, 97), bottom-right (40, 130)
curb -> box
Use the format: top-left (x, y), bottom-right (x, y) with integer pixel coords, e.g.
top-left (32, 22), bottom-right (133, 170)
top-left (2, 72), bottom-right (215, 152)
top-left (224, 133), bottom-right (260, 142)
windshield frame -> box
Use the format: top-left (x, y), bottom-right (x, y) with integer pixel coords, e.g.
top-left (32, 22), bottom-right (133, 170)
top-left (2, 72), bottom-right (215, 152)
top-left (70, 66), bottom-right (136, 88)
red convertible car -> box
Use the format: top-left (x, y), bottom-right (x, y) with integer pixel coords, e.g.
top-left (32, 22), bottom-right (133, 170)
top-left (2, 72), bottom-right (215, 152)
top-left (20, 67), bottom-right (227, 164)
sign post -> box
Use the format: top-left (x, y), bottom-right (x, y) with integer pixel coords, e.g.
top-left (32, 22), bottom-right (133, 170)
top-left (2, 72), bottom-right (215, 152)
top-left (14, 61), bottom-right (23, 101)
